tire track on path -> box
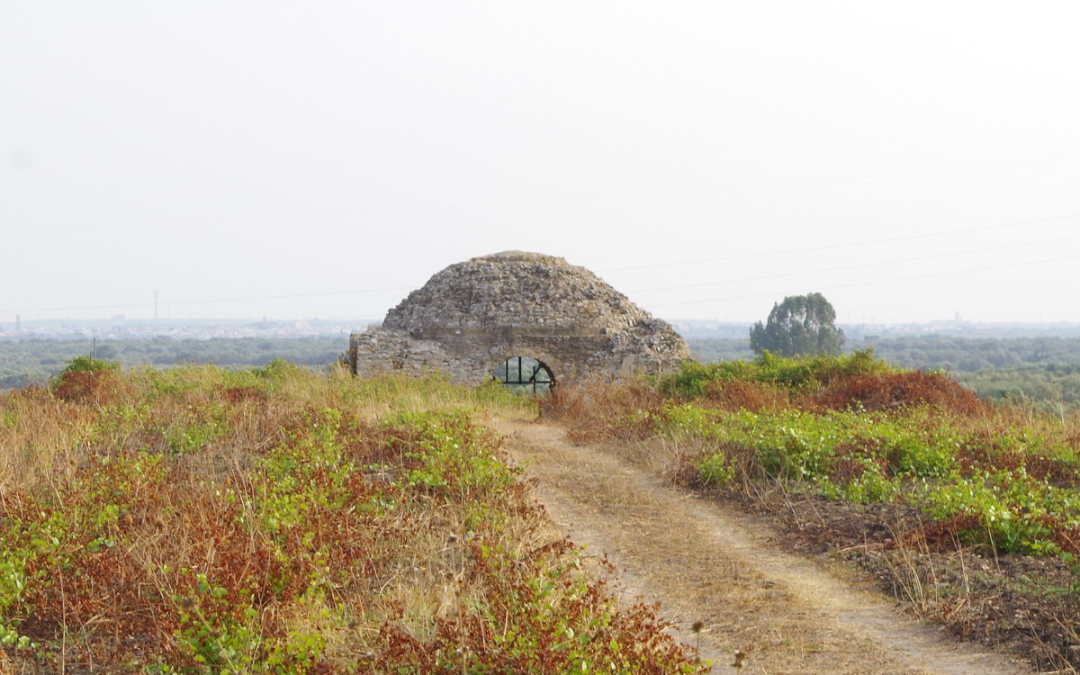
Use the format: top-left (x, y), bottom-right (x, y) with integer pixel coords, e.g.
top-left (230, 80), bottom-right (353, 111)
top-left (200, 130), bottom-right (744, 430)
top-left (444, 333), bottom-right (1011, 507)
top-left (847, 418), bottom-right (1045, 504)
top-left (495, 418), bottom-right (1033, 675)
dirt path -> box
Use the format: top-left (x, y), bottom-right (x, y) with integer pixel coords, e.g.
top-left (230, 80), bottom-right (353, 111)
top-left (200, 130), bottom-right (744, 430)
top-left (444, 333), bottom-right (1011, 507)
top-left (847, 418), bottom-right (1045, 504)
top-left (494, 418), bottom-right (1035, 675)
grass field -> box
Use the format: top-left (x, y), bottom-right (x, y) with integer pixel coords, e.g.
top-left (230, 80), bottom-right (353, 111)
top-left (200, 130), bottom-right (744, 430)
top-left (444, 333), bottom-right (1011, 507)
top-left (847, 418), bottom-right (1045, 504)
top-left (0, 360), bottom-right (699, 674)
top-left (541, 352), bottom-right (1080, 670)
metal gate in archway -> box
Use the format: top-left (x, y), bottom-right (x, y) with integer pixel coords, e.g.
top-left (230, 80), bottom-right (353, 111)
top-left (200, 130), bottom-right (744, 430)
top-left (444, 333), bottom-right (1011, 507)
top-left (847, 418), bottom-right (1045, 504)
top-left (494, 356), bottom-right (555, 396)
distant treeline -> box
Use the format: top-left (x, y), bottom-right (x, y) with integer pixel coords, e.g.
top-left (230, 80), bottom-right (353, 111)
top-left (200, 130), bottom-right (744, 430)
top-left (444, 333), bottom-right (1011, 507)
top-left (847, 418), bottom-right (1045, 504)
top-left (687, 335), bottom-right (1080, 407)
top-left (849, 335), bottom-right (1080, 372)
top-left (687, 338), bottom-right (756, 363)
top-left (7, 334), bottom-right (1080, 408)
top-left (0, 336), bottom-right (349, 389)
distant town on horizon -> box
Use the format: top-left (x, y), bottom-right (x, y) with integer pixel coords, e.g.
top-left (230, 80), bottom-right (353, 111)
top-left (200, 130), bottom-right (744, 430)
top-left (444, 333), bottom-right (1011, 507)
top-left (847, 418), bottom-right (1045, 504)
top-left (4, 316), bottom-right (1080, 342)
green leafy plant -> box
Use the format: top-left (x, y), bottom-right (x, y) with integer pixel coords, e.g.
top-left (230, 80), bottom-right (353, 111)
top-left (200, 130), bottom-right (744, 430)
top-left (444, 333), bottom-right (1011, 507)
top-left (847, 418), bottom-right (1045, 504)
top-left (0, 364), bottom-right (701, 672)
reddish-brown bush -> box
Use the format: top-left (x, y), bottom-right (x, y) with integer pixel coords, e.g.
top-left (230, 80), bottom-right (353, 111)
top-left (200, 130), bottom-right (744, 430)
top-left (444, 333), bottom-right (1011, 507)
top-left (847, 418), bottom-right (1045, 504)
top-left (894, 514), bottom-right (984, 552)
top-left (52, 368), bottom-right (127, 405)
top-left (701, 379), bottom-right (791, 412)
top-left (811, 370), bottom-right (987, 416)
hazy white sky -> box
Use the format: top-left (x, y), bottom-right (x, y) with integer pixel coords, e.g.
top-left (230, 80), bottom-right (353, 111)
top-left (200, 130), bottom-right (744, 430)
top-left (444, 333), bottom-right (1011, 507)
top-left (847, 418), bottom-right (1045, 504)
top-left (3, 2), bottom-right (1079, 325)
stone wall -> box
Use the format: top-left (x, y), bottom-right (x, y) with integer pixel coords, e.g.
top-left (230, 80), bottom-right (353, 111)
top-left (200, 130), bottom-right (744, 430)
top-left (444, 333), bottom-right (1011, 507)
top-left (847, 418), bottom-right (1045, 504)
top-left (350, 251), bottom-right (690, 386)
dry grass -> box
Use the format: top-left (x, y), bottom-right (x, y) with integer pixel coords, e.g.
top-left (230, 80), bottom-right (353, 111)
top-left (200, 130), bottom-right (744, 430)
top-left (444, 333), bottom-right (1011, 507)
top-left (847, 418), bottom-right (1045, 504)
top-left (809, 369), bottom-right (987, 415)
top-left (540, 378), bottom-right (665, 444)
top-left (500, 418), bottom-right (1028, 675)
top-left (0, 364), bottom-right (696, 673)
top-left (537, 364), bottom-right (1080, 671)
top-left (0, 387), bottom-right (97, 495)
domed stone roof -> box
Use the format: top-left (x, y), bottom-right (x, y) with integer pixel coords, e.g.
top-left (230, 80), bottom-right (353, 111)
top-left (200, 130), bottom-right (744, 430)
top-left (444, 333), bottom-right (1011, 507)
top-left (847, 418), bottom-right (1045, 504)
top-left (350, 251), bottom-right (690, 385)
top-left (383, 251), bottom-right (653, 335)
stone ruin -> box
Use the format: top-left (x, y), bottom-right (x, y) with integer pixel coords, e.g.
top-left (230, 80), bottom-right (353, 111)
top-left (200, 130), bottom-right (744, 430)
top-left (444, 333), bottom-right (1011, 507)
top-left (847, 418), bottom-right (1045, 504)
top-left (349, 251), bottom-right (690, 389)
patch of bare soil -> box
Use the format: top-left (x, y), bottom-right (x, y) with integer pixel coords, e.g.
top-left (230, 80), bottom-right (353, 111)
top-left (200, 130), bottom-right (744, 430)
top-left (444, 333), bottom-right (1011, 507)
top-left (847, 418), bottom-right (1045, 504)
top-left (493, 417), bottom-right (1037, 675)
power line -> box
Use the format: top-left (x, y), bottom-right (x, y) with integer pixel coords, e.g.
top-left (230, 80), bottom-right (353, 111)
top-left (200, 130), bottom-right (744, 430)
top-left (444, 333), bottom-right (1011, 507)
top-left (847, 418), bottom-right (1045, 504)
top-left (648, 252), bottom-right (1080, 309)
top-left (625, 230), bottom-right (1080, 294)
top-left (599, 212), bottom-right (1080, 274)
top-left (0, 286), bottom-right (414, 315)
top-left (8, 212), bottom-right (1079, 315)
top-left (5, 155), bottom-right (1078, 231)
top-left (6, 208), bottom-right (1079, 317)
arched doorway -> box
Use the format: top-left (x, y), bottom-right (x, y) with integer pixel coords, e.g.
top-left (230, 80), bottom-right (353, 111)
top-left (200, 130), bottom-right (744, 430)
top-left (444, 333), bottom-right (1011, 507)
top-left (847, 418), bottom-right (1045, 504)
top-left (494, 356), bottom-right (555, 396)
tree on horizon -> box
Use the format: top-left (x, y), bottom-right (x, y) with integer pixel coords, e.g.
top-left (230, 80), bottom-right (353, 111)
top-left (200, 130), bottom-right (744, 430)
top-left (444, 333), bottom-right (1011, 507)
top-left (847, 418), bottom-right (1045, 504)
top-left (750, 293), bottom-right (845, 357)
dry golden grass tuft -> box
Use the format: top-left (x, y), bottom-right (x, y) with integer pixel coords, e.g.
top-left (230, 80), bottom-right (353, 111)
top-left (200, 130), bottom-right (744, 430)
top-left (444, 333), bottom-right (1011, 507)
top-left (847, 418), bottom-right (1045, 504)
top-left (540, 378), bottom-right (665, 444)
top-left (0, 386), bottom-right (96, 494)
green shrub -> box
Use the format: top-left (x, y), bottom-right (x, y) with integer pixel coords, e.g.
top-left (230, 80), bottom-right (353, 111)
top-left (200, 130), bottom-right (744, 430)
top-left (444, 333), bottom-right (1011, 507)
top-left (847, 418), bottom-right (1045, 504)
top-left (659, 350), bottom-right (891, 399)
top-left (51, 355), bottom-right (120, 382)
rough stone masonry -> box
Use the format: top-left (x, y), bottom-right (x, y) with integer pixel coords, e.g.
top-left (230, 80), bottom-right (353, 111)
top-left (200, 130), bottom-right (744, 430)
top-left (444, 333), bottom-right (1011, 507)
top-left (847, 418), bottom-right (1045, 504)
top-left (349, 251), bottom-right (690, 386)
